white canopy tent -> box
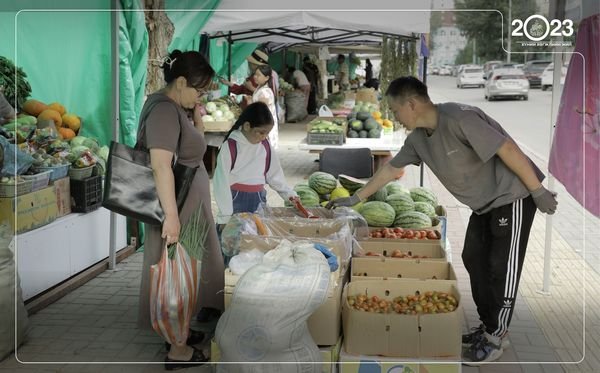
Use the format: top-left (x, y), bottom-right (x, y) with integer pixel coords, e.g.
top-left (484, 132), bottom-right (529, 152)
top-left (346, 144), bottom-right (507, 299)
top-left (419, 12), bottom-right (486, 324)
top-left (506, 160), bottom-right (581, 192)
top-left (201, 1), bottom-right (432, 46)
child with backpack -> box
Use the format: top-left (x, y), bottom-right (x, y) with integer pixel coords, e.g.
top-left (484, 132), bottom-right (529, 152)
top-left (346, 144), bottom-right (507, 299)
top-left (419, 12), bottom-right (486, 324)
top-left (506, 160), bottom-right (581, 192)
top-left (213, 102), bottom-right (296, 231)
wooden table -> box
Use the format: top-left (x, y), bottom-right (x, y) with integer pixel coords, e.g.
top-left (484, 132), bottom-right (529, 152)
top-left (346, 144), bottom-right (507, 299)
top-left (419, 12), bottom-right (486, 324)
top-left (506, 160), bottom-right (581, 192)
top-left (298, 131), bottom-right (406, 171)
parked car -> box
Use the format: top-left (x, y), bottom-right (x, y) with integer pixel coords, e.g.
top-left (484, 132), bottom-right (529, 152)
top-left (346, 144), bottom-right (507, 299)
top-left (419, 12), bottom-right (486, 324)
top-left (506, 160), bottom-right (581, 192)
top-left (522, 60), bottom-right (552, 88)
top-left (484, 68), bottom-right (529, 101)
top-left (540, 63), bottom-right (567, 91)
top-left (439, 66), bottom-right (451, 76)
top-left (431, 66), bottom-right (440, 75)
top-left (514, 64), bottom-right (524, 70)
top-left (483, 60), bottom-right (503, 75)
top-left (456, 67), bottom-right (485, 88)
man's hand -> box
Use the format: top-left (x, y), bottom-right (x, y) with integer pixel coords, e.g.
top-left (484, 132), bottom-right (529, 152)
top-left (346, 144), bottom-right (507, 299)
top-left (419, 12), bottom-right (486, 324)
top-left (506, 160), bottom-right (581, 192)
top-left (325, 193), bottom-right (361, 209)
top-left (531, 186), bottom-right (558, 214)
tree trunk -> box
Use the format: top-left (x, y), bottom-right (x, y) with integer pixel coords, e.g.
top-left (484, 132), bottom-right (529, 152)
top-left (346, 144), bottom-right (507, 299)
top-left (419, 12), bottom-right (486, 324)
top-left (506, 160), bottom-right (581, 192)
top-left (145, 0), bottom-right (174, 95)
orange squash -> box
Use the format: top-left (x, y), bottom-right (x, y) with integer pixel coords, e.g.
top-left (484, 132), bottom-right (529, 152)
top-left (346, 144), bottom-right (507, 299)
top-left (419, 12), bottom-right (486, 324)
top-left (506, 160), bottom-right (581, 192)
top-left (382, 119), bottom-right (393, 128)
top-left (47, 102), bottom-right (66, 116)
top-left (375, 118), bottom-right (384, 125)
top-left (58, 127), bottom-right (76, 140)
top-left (22, 99), bottom-right (48, 116)
top-left (62, 113), bottom-right (81, 133)
top-left (372, 111), bottom-right (382, 120)
top-left (37, 109), bottom-right (62, 128)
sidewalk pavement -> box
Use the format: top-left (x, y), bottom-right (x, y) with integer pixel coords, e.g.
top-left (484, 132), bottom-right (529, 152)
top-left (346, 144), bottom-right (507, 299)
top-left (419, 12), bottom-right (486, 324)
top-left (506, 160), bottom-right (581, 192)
top-left (1, 121), bottom-right (598, 372)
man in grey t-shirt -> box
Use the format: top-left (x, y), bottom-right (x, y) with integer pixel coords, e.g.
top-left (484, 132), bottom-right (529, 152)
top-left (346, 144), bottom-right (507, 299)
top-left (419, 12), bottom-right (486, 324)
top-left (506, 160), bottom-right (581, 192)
top-left (328, 77), bottom-right (557, 364)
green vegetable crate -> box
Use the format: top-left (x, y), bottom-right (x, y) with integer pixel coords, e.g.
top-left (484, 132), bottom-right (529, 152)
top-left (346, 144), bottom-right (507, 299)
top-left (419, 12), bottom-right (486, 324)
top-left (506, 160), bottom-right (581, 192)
top-left (306, 117), bottom-right (347, 145)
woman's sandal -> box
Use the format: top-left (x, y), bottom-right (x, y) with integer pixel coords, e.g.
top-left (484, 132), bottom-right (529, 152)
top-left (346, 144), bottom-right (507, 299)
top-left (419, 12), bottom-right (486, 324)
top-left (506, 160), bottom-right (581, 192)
top-left (164, 346), bottom-right (208, 371)
top-left (165, 329), bottom-right (205, 351)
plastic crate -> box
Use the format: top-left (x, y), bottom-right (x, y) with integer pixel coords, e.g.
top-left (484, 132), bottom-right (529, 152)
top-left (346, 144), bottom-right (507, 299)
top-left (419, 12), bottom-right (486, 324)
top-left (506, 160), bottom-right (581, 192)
top-left (34, 164), bottom-right (70, 181)
top-left (70, 175), bottom-right (103, 213)
top-left (69, 165), bottom-right (94, 180)
top-left (0, 179), bottom-right (33, 198)
top-left (307, 132), bottom-right (345, 145)
top-left (22, 170), bottom-right (52, 192)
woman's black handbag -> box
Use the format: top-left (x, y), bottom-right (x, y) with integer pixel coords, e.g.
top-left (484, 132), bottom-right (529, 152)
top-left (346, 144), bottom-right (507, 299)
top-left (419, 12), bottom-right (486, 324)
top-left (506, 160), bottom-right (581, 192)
top-left (102, 99), bottom-right (197, 225)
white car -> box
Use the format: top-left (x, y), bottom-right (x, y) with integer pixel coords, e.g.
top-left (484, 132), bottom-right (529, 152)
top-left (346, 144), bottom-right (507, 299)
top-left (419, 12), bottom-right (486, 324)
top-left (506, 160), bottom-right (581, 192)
top-left (484, 69), bottom-right (529, 101)
top-left (541, 63), bottom-right (567, 91)
top-left (456, 67), bottom-right (485, 88)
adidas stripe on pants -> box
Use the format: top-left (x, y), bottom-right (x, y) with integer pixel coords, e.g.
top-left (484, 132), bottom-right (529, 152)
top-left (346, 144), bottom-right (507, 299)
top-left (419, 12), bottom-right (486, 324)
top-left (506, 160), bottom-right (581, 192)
top-left (462, 196), bottom-right (537, 338)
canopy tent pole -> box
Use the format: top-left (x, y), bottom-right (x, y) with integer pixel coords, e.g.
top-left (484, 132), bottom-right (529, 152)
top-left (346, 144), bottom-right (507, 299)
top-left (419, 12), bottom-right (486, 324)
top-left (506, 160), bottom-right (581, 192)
top-left (419, 55), bottom-right (428, 187)
top-left (108, 0), bottom-right (120, 270)
top-left (227, 31), bottom-right (232, 91)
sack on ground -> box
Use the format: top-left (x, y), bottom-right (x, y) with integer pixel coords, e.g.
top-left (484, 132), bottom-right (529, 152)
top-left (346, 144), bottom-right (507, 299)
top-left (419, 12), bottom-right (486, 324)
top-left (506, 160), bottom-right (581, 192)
top-left (149, 242), bottom-right (200, 346)
top-left (0, 222), bottom-right (29, 360)
top-left (285, 91), bottom-right (307, 122)
top-left (215, 240), bottom-right (329, 373)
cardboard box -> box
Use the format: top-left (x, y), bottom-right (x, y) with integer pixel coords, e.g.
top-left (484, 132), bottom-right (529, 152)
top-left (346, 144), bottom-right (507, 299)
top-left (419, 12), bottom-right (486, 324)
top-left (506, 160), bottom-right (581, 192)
top-left (225, 266), bottom-right (349, 346)
top-left (211, 336), bottom-right (343, 373)
top-left (351, 258), bottom-right (457, 285)
top-left (354, 241), bottom-right (447, 261)
top-left (342, 280), bottom-right (462, 358)
top-left (338, 349), bottom-right (461, 373)
top-left (51, 177), bottom-right (71, 217)
top-left (367, 206), bottom-right (447, 242)
top-left (0, 186), bottom-right (58, 234)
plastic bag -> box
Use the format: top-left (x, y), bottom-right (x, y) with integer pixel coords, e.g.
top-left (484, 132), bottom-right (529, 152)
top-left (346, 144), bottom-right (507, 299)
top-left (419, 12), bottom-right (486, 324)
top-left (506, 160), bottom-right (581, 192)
top-left (221, 213), bottom-right (272, 257)
top-left (228, 249), bottom-right (264, 276)
top-left (318, 104), bottom-right (334, 117)
top-left (0, 136), bottom-right (33, 177)
top-left (149, 242), bottom-right (200, 346)
top-left (216, 240), bottom-right (328, 372)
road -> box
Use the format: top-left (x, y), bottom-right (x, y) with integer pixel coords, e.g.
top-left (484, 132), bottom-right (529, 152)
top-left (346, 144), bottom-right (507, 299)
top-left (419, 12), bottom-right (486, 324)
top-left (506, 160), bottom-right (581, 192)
top-left (426, 75), bottom-right (555, 160)
top-left (425, 75), bottom-right (600, 275)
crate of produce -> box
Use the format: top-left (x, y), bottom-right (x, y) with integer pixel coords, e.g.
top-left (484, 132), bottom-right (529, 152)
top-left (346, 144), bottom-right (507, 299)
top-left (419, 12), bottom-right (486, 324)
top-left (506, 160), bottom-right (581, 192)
top-left (306, 117), bottom-right (347, 145)
top-left (33, 164), bottom-right (70, 181)
top-left (68, 165), bottom-right (94, 180)
top-left (22, 170), bottom-right (52, 192)
top-left (70, 175), bottom-right (103, 213)
top-left (0, 177), bottom-right (33, 198)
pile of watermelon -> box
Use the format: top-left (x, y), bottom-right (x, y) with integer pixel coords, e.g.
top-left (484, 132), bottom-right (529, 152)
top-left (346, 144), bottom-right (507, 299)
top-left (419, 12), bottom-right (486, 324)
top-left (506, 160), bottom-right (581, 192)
top-left (346, 111), bottom-right (382, 139)
top-left (357, 182), bottom-right (440, 229)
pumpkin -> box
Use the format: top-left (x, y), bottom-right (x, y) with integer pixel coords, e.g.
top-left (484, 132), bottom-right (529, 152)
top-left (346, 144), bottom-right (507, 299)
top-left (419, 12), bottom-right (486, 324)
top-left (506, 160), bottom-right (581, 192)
top-left (62, 113), bottom-right (81, 132)
top-left (37, 109), bottom-right (62, 128)
top-left (372, 111), bottom-right (382, 120)
top-left (22, 99), bottom-right (48, 116)
top-left (375, 118), bottom-right (384, 125)
top-left (58, 127), bottom-right (76, 140)
top-left (382, 119), bottom-right (393, 128)
top-left (47, 102), bottom-right (66, 116)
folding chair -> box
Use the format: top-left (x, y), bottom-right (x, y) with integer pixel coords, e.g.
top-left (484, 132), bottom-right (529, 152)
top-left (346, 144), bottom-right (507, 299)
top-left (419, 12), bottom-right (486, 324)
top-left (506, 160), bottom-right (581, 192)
top-left (318, 147), bottom-right (374, 178)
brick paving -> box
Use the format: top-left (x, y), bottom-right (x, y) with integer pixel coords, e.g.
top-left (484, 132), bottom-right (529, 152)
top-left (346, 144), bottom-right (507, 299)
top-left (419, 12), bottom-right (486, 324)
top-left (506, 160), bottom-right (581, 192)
top-left (1, 120), bottom-right (598, 372)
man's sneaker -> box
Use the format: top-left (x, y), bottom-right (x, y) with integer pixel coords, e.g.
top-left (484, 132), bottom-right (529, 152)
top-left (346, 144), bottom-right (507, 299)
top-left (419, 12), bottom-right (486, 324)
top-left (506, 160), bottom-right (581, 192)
top-left (462, 324), bottom-right (485, 347)
top-left (462, 336), bottom-right (504, 365)
top-left (462, 325), bottom-right (510, 349)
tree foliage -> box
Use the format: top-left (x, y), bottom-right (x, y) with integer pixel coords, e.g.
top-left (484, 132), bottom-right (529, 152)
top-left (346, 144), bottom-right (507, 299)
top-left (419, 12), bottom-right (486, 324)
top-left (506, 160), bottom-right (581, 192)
top-left (455, 0), bottom-right (539, 62)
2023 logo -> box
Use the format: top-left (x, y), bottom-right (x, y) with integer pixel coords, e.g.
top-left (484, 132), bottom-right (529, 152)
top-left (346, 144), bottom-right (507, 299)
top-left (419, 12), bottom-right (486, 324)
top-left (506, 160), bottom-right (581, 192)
top-left (512, 14), bottom-right (574, 41)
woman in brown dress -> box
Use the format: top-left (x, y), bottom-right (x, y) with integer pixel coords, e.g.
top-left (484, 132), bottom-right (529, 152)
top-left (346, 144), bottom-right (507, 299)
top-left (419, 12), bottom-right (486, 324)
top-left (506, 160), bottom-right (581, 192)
top-left (136, 50), bottom-right (224, 368)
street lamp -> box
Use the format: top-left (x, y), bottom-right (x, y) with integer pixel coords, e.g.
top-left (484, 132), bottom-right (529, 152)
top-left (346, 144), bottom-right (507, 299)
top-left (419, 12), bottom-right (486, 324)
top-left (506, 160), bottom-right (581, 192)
top-left (508, 0), bottom-right (512, 62)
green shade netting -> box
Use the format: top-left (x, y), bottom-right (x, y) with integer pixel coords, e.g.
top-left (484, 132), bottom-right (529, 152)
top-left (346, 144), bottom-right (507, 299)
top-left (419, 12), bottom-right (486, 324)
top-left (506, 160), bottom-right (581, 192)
top-left (0, 0), bottom-right (112, 144)
top-left (166, 0), bottom-right (220, 52)
top-left (269, 50), bottom-right (299, 74)
top-left (209, 39), bottom-right (257, 97)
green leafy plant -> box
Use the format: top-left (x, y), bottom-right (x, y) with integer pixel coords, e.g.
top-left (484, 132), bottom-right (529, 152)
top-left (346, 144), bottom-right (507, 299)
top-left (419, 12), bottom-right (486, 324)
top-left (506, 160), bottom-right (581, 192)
top-left (0, 56), bottom-right (31, 111)
top-left (168, 202), bottom-right (210, 260)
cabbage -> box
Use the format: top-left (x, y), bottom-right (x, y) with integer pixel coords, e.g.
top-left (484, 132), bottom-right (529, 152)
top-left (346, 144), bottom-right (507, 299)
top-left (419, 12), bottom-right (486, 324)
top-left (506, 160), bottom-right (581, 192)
top-left (224, 111), bottom-right (235, 121)
top-left (70, 136), bottom-right (88, 147)
top-left (201, 115), bottom-right (214, 122)
top-left (205, 102), bottom-right (217, 114)
top-left (213, 110), bottom-right (224, 119)
top-left (219, 104), bottom-right (230, 113)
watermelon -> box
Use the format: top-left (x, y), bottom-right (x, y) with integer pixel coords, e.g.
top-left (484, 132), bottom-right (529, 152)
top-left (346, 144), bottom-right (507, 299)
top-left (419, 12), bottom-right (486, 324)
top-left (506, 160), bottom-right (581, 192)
top-left (360, 201), bottom-right (396, 227)
top-left (356, 111), bottom-right (371, 121)
top-left (293, 184), bottom-right (320, 207)
top-left (385, 193), bottom-right (415, 215)
top-left (393, 211), bottom-right (432, 229)
top-left (338, 174), bottom-right (366, 193)
top-left (368, 187), bottom-right (388, 202)
top-left (410, 187), bottom-right (438, 208)
top-left (414, 201), bottom-right (436, 219)
top-left (385, 182), bottom-right (410, 197)
top-left (308, 171), bottom-right (337, 195)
